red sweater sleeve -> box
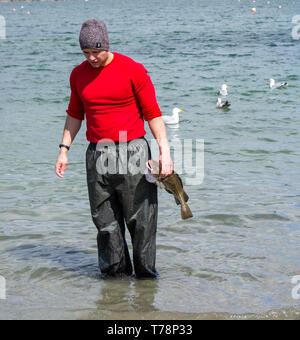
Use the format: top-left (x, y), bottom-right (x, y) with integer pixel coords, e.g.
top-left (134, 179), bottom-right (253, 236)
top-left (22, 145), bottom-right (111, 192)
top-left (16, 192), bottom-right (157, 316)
top-left (66, 69), bottom-right (85, 121)
top-left (132, 64), bottom-right (162, 121)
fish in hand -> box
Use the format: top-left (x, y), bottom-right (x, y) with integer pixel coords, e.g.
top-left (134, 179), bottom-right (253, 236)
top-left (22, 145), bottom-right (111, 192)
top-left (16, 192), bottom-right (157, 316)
top-left (146, 160), bottom-right (193, 220)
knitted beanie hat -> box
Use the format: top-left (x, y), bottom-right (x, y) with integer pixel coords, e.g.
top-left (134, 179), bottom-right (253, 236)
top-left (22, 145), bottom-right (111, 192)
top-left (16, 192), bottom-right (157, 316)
top-left (79, 19), bottom-right (110, 51)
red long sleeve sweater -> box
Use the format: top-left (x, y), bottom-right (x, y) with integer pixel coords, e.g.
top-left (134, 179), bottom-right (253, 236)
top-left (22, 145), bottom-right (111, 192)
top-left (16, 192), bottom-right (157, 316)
top-left (66, 52), bottom-right (162, 142)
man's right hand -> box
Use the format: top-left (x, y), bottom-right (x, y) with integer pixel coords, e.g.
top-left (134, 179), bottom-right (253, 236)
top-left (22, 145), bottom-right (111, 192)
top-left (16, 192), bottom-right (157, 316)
top-left (55, 151), bottom-right (68, 178)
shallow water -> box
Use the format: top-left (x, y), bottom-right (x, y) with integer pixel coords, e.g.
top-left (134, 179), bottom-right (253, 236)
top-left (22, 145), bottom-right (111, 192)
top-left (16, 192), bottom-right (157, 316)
top-left (0, 0), bottom-right (300, 320)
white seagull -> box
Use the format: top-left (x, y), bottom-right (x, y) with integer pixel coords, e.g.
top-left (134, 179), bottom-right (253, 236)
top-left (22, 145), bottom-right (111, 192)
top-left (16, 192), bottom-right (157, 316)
top-left (219, 84), bottom-right (229, 96)
top-left (162, 107), bottom-right (183, 125)
top-left (216, 98), bottom-right (231, 109)
top-left (269, 78), bottom-right (288, 90)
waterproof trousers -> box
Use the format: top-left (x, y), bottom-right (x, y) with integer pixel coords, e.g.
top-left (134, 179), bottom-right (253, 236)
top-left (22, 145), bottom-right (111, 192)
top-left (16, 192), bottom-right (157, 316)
top-left (86, 138), bottom-right (158, 278)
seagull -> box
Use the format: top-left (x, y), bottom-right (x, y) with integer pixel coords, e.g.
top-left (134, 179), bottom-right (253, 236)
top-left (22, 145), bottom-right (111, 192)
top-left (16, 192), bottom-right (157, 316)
top-left (162, 107), bottom-right (183, 125)
top-left (216, 98), bottom-right (231, 109)
top-left (219, 84), bottom-right (229, 96)
top-left (269, 78), bottom-right (288, 90)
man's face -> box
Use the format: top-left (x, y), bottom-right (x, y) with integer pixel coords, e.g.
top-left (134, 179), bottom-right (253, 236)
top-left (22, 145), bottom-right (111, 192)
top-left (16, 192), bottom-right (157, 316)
top-left (83, 49), bottom-right (110, 68)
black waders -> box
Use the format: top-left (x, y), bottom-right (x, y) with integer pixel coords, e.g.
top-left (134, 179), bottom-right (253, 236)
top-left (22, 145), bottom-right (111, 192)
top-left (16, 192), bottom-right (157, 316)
top-left (86, 138), bottom-right (158, 279)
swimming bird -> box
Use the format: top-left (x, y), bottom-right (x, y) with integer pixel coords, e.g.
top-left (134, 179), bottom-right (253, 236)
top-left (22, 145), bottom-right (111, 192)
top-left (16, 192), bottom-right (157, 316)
top-left (269, 78), bottom-right (288, 90)
top-left (219, 84), bottom-right (229, 96)
top-left (162, 108), bottom-right (183, 125)
top-left (216, 98), bottom-right (231, 109)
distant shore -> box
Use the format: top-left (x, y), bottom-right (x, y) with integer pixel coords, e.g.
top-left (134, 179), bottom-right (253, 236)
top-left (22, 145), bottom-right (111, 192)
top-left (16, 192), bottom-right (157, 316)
top-left (0, 0), bottom-right (41, 2)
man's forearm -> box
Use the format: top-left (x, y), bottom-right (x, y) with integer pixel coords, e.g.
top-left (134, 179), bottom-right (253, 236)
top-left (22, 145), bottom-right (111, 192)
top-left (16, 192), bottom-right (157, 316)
top-left (60, 115), bottom-right (82, 151)
top-left (148, 117), bottom-right (170, 153)
top-left (148, 116), bottom-right (173, 177)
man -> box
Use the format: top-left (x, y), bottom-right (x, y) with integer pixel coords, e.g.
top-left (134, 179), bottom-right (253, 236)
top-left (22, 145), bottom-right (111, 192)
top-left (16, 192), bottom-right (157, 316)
top-left (55, 19), bottom-right (173, 279)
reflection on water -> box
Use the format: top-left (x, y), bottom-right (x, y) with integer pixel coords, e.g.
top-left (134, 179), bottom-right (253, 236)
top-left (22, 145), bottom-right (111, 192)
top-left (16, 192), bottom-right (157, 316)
top-left (166, 123), bottom-right (180, 130)
top-left (88, 279), bottom-right (159, 320)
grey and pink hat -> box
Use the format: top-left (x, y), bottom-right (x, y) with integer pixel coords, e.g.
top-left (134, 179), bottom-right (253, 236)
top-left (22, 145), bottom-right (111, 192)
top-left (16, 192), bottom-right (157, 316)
top-left (79, 19), bottom-right (110, 51)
